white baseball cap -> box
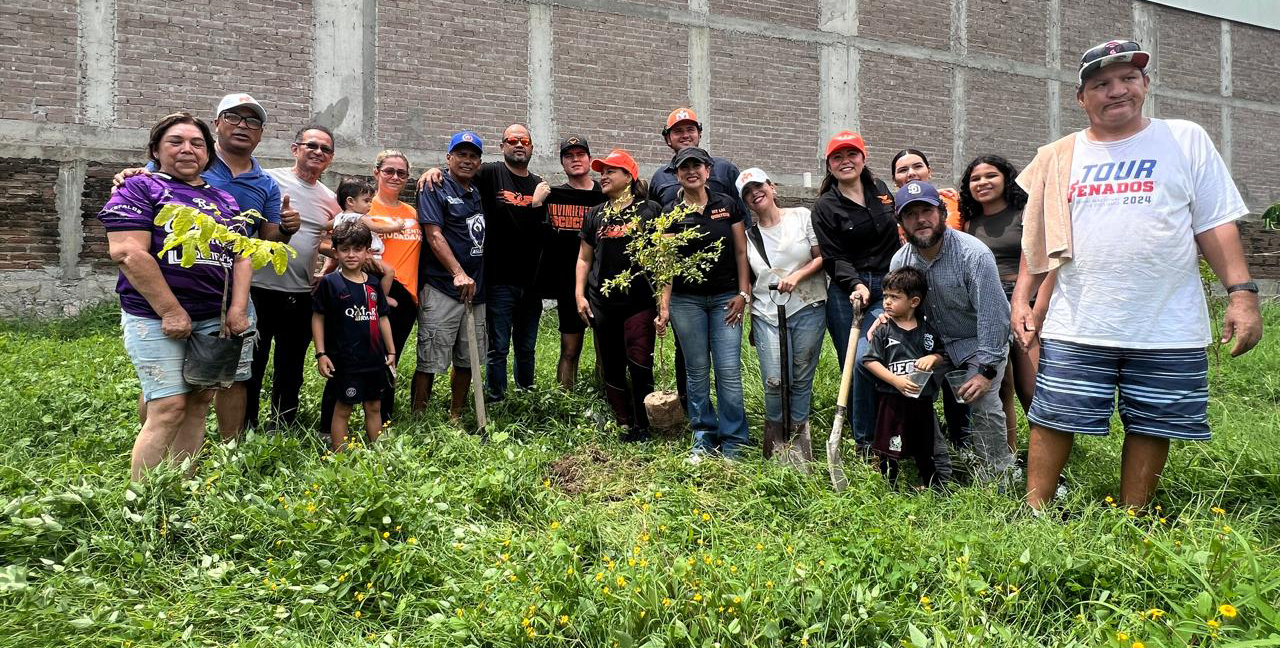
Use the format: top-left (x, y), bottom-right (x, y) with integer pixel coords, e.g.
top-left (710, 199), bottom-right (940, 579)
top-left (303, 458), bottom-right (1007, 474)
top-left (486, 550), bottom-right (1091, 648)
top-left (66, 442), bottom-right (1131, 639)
top-left (214, 93), bottom-right (267, 124)
top-left (735, 167), bottom-right (771, 197)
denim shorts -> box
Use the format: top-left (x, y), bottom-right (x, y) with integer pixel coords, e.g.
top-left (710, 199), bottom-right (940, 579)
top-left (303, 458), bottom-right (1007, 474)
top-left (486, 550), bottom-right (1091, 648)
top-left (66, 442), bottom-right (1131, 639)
top-left (122, 311), bottom-right (218, 401)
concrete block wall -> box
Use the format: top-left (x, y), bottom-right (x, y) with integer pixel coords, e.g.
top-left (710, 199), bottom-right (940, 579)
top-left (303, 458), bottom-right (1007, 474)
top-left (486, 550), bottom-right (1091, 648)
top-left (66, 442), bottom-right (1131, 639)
top-left (0, 0), bottom-right (1277, 316)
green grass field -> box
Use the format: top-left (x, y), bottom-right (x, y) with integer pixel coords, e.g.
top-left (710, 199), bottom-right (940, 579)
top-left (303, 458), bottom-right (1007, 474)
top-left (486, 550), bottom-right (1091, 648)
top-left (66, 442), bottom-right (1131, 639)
top-left (1, 303), bottom-right (1277, 647)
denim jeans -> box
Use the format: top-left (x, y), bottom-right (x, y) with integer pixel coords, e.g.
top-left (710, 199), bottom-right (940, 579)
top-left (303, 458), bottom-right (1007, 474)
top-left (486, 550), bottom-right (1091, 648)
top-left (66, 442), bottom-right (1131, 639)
top-left (824, 273), bottom-right (884, 447)
top-left (668, 291), bottom-right (749, 456)
top-left (753, 302), bottom-right (826, 424)
top-left (485, 284), bottom-right (542, 400)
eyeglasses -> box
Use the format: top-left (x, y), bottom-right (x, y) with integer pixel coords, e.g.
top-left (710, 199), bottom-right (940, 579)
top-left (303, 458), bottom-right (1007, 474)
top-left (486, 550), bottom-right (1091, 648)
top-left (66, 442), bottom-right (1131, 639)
top-left (295, 141), bottom-right (334, 155)
top-left (219, 111), bottom-right (264, 130)
top-left (502, 137), bottom-right (532, 147)
top-left (378, 167), bottom-right (410, 179)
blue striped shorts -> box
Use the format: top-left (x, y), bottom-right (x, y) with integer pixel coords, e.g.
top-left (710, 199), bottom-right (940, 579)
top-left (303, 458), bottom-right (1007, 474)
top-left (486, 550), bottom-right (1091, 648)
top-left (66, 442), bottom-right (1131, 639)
top-left (1027, 339), bottom-right (1210, 441)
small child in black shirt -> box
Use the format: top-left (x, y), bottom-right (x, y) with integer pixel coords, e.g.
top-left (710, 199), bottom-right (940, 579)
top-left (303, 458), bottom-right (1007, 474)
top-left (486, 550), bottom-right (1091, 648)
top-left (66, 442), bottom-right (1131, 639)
top-left (312, 220), bottom-right (395, 451)
top-left (862, 267), bottom-right (945, 487)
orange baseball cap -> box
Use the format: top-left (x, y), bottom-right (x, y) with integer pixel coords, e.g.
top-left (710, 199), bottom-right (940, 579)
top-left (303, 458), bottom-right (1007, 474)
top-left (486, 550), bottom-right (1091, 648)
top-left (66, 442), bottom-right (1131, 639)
top-left (665, 107), bottom-right (701, 131)
top-left (825, 131), bottom-right (867, 159)
top-left (590, 148), bottom-right (640, 180)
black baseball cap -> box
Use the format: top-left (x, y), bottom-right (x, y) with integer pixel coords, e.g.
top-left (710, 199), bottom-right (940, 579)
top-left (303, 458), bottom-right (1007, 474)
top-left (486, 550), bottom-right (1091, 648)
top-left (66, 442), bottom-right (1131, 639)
top-left (1079, 40), bottom-right (1150, 83)
top-left (672, 146), bottom-right (713, 169)
top-left (558, 135), bottom-right (590, 156)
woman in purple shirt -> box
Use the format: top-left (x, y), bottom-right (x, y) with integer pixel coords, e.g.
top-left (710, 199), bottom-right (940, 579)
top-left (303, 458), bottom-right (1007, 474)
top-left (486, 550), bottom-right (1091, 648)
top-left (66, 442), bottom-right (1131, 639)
top-left (100, 112), bottom-right (252, 480)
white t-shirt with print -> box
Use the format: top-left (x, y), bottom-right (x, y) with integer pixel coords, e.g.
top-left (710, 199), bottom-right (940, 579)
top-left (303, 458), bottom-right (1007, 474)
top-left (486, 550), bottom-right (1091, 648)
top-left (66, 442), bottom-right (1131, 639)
top-left (1042, 119), bottom-right (1247, 349)
top-left (255, 168), bottom-right (339, 292)
top-left (747, 207), bottom-right (827, 325)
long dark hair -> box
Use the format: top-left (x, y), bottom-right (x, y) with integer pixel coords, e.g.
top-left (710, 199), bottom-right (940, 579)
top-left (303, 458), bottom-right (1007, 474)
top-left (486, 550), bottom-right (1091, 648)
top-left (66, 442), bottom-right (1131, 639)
top-left (957, 155), bottom-right (1027, 222)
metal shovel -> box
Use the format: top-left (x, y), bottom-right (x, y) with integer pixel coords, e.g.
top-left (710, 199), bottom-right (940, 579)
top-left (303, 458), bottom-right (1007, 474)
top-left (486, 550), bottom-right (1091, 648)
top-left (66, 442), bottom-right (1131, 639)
top-left (827, 303), bottom-right (863, 491)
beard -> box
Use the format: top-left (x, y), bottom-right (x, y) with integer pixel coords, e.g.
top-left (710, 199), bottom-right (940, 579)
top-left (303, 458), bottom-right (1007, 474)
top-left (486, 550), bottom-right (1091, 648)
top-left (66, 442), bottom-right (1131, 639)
top-left (906, 225), bottom-right (943, 249)
top-left (504, 151), bottom-right (529, 169)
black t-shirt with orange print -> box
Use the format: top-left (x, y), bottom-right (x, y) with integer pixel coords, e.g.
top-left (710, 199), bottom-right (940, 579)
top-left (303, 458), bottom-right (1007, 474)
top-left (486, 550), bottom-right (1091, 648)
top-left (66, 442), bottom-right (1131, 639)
top-left (477, 162), bottom-right (545, 288)
top-left (580, 198), bottom-right (660, 311)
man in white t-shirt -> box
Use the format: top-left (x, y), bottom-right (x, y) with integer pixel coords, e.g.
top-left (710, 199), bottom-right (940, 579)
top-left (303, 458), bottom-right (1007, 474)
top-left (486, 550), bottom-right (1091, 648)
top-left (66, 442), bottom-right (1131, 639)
top-left (1013, 40), bottom-right (1263, 510)
top-left (247, 126), bottom-right (341, 430)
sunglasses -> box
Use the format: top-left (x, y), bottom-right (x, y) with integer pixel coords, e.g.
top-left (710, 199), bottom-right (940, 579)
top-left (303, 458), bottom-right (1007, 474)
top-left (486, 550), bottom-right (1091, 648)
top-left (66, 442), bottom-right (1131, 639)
top-left (502, 137), bottom-right (532, 147)
top-left (378, 167), bottom-right (409, 179)
top-left (295, 141), bottom-right (334, 155)
top-left (219, 111), bottom-right (264, 130)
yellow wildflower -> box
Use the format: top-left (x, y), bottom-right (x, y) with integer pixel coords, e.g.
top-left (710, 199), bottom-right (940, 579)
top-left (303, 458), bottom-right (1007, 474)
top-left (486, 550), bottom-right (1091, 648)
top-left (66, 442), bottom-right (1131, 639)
top-left (1211, 506), bottom-right (1226, 516)
top-left (616, 575), bottom-right (627, 587)
top-left (408, 537), bottom-right (417, 545)
top-left (559, 615), bottom-right (569, 625)
top-left (1132, 642), bottom-right (1145, 648)
top-left (1147, 609), bottom-right (1165, 619)
top-left (382, 532), bottom-right (389, 539)
top-left (663, 598), bottom-right (672, 606)
top-left (550, 521), bottom-right (561, 530)
top-left (655, 491), bottom-right (663, 499)
top-left (702, 513), bottom-right (710, 521)
top-left (1219, 604), bottom-right (1237, 618)
top-left (1207, 619), bottom-right (1219, 628)
top-left (693, 593), bottom-right (703, 602)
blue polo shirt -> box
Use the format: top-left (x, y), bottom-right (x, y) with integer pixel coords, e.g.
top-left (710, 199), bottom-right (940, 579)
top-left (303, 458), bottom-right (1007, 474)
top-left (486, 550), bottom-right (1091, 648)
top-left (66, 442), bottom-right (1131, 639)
top-left (145, 154), bottom-right (281, 236)
top-left (418, 172), bottom-right (486, 304)
top-left (204, 156), bottom-right (281, 237)
top-left (648, 154), bottom-right (750, 225)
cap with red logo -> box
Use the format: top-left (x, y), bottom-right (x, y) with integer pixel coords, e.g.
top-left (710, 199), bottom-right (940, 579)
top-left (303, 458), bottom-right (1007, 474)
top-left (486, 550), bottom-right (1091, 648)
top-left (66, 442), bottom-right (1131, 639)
top-left (590, 148), bottom-right (640, 180)
top-left (1078, 39), bottom-right (1150, 83)
top-left (825, 131), bottom-right (867, 159)
top-left (215, 93), bottom-right (267, 124)
top-left (735, 167), bottom-right (771, 197)
top-left (449, 130), bottom-right (484, 154)
top-left (663, 107), bottom-right (702, 134)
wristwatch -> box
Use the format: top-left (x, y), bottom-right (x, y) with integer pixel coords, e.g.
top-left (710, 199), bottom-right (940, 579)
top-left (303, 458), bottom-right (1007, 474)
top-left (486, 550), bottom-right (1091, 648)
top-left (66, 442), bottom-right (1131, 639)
top-left (737, 291), bottom-right (750, 301)
top-left (1226, 281), bottom-right (1259, 294)
top-left (314, 351), bottom-right (327, 359)
top-left (977, 364), bottom-right (998, 380)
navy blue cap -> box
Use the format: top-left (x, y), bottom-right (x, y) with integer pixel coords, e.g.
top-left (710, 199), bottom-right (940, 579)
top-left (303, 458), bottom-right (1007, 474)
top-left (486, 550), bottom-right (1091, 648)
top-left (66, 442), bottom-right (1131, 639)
top-left (894, 180), bottom-right (941, 216)
top-left (672, 146), bottom-right (713, 168)
top-left (449, 130), bottom-right (483, 154)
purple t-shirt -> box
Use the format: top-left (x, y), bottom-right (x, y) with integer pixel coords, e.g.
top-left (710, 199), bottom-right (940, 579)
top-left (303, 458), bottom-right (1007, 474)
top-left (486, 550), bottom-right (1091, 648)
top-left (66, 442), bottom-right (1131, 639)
top-left (99, 173), bottom-right (245, 320)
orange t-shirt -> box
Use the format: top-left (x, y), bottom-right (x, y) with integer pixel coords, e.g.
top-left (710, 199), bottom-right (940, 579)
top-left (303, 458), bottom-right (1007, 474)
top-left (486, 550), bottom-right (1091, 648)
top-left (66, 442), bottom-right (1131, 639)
top-left (369, 199), bottom-right (422, 303)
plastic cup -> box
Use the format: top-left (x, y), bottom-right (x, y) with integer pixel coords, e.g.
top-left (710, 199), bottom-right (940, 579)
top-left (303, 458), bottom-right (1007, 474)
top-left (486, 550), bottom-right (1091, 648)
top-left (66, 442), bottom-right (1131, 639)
top-left (905, 369), bottom-right (932, 399)
top-left (945, 370), bottom-right (970, 402)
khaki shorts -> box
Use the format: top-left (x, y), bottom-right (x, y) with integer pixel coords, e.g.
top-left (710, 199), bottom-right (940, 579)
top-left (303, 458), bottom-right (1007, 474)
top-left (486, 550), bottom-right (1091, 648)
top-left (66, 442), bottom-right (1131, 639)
top-left (416, 284), bottom-right (487, 374)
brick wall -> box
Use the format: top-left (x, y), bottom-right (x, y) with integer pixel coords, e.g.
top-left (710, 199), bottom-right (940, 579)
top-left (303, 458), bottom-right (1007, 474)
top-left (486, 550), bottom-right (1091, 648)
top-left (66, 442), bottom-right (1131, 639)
top-left (858, 52), bottom-right (956, 186)
top-left (114, 0), bottom-right (313, 140)
top-left (710, 35), bottom-right (821, 175)
top-left (967, 0), bottom-right (1047, 65)
top-left (0, 159), bottom-right (61, 269)
top-left (962, 71), bottom-right (1048, 172)
top-left (377, 0), bottom-right (530, 153)
top-left (1155, 6), bottom-right (1221, 96)
top-left (858, 0), bottom-right (952, 53)
top-left (1, 0), bottom-right (79, 123)
top-left (550, 7), bottom-right (688, 171)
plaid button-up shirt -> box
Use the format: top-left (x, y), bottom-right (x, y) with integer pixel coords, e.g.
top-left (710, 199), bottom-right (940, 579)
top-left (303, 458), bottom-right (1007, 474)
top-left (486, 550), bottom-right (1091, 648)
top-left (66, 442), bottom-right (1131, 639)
top-left (890, 228), bottom-right (1010, 368)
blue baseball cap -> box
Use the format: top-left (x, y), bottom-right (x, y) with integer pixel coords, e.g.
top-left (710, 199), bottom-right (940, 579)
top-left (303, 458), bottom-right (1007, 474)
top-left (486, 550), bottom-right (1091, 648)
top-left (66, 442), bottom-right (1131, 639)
top-left (449, 130), bottom-right (483, 154)
top-left (894, 180), bottom-right (941, 216)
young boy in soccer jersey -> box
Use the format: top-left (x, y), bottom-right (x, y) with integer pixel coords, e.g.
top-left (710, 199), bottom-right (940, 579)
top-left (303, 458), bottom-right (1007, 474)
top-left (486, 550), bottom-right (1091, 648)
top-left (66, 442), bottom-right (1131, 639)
top-left (312, 220), bottom-right (395, 451)
top-left (862, 267), bottom-right (946, 487)
top-left (327, 177), bottom-right (405, 307)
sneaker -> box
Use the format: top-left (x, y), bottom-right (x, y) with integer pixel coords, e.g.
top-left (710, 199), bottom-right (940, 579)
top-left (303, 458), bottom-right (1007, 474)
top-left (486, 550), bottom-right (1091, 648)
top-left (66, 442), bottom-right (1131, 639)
top-left (1055, 474), bottom-right (1069, 499)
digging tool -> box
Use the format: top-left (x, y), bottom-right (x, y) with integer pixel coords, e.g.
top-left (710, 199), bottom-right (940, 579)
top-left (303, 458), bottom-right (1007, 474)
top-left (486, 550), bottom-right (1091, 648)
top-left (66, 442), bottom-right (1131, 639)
top-left (767, 282), bottom-right (809, 472)
top-left (827, 302), bottom-right (863, 491)
top-left (464, 301), bottom-right (487, 432)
